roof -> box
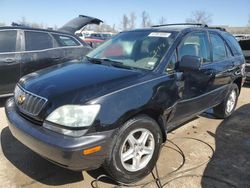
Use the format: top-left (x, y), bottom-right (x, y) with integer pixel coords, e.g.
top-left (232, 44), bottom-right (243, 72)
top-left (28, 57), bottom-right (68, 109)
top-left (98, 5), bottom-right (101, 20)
top-left (0, 26), bottom-right (71, 35)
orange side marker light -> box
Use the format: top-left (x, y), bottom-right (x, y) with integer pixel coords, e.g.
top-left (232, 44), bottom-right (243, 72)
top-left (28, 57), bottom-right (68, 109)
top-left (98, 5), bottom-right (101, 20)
top-left (83, 146), bottom-right (102, 155)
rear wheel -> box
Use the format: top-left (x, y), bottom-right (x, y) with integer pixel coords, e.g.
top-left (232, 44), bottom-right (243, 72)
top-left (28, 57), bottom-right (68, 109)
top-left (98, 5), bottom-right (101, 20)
top-left (213, 83), bottom-right (239, 118)
top-left (103, 115), bottom-right (163, 184)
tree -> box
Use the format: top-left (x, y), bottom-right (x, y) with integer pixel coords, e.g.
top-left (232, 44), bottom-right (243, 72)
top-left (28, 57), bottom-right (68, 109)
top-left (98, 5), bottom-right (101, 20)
top-left (0, 22), bottom-right (5, 26)
top-left (18, 17), bottom-right (46, 29)
top-left (121, 14), bottom-right (129, 30)
top-left (129, 12), bottom-right (136, 29)
top-left (141, 11), bottom-right (152, 27)
top-left (248, 15), bottom-right (250, 26)
top-left (159, 16), bottom-right (167, 25)
top-left (86, 22), bottom-right (117, 32)
top-left (186, 10), bottom-right (212, 25)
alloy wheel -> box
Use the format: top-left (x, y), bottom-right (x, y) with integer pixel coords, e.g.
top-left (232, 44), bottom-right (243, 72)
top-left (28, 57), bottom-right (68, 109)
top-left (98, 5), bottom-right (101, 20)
top-left (226, 90), bottom-right (237, 114)
top-left (120, 128), bottom-right (155, 172)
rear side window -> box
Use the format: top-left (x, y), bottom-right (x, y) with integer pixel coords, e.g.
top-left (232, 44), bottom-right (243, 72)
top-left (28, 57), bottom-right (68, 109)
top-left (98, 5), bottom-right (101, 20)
top-left (25, 31), bottom-right (53, 51)
top-left (178, 32), bottom-right (211, 63)
top-left (210, 33), bottom-right (227, 61)
top-left (223, 33), bottom-right (243, 55)
top-left (53, 34), bottom-right (80, 47)
top-left (0, 30), bottom-right (17, 53)
top-left (239, 39), bottom-right (250, 50)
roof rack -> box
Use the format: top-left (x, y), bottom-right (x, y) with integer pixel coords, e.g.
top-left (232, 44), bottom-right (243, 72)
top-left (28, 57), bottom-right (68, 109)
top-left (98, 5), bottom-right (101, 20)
top-left (205, 26), bottom-right (226, 31)
top-left (152, 23), bottom-right (208, 28)
top-left (151, 23), bottom-right (226, 31)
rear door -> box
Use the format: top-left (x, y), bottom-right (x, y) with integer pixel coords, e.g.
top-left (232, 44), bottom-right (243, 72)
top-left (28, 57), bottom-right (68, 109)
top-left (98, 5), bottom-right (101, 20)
top-left (207, 32), bottom-right (236, 91)
top-left (20, 30), bottom-right (56, 76)
top-left (0, 30), bottom-right (21, 95)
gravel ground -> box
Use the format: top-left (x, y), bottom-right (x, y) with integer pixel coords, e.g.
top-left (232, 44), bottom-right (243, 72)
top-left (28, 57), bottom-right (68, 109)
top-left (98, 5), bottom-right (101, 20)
top-left (0, 84), bottom-right (250, 188)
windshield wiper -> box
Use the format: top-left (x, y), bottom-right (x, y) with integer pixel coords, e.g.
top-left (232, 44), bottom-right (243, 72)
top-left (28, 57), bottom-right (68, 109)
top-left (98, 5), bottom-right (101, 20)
top-left (86, 56), bottom-right (135, 70)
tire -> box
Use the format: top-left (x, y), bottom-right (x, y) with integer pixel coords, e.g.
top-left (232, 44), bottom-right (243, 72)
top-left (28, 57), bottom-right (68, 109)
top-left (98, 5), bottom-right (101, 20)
top-left (103, 115), bottom-right (163, 184)
top-left (213, 83), bottom-right (239, 119)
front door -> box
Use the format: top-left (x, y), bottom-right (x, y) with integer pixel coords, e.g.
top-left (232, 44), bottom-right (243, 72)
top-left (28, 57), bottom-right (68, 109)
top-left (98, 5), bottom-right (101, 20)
top-left (169, 31), bottom-right (215, 127)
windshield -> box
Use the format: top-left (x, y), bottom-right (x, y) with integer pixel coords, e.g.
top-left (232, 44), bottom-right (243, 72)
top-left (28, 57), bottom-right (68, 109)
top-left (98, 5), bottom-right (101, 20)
top-left (86, 31), bottom-right (177, 70)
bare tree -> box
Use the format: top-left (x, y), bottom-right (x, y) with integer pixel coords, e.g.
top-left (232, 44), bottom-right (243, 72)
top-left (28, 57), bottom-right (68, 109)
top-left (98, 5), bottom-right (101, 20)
top-left (19, 17), bottom-right (27, 26)
top-left (248, 15), bottom-right (250, 26)
top-left (186, 10), bottom-right (212, 25)
top-left (141, 11), bottom-right (152, 27)
top-left (17, 17), bottom-right (47, 29)
top-left (0, 22), bottom-right (5, 26)
top-left (121, 14), bottom-right (129, 30)
top-left (129, 12), bottom-right (136, 29)
top-left (87, 22), bottom-right (117, 32)
top-left (159, 16), bottom-right (167, 25)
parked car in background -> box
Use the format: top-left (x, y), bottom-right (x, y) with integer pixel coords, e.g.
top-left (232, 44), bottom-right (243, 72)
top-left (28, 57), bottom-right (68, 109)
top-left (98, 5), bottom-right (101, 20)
top-left (0, 15), bottom-right (102, 97)
top-left (238, 36), bottom-right (250, 81)
top-left (100, 32), bottom-right (114, 40)
top-left (6, 24), bottom-right (245, 183)
top-left (76, 31), bottom-right (115, 48)
top-left (83, 38), bottom-right (105, 48)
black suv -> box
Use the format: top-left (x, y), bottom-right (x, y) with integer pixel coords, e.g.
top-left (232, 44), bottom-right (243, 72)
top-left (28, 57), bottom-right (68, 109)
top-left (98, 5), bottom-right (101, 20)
top-left (0, 15), bottom-right (102, 97)
top-left (6, 24), bottom-right (245, 183)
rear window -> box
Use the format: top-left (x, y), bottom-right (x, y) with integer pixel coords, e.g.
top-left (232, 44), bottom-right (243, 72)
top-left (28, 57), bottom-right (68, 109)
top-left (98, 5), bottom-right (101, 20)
top-left (0, 30), bottom-right (17, 53)
top-left (223, 33), bottom-right (243, 55)
top-left (52, 34), bottom-right (81, 47)
top-left (25, 31), bottom-right (53, 51)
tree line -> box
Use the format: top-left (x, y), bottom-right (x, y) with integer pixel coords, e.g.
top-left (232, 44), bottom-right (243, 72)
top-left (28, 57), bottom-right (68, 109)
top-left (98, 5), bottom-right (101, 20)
top-left (0, 11), bottom-right (249, 32)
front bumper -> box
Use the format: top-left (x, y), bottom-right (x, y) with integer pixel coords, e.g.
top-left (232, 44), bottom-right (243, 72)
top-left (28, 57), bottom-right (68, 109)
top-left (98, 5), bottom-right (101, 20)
top-left (5, 98), bottom-right (114, 171)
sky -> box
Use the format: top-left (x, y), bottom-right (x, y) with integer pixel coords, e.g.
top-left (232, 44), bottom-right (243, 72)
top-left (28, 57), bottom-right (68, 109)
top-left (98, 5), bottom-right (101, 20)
top-left (0, 0), bottom-right (249, 29)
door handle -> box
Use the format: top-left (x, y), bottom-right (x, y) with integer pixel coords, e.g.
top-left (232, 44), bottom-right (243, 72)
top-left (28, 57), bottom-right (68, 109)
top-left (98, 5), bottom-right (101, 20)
top-left (4, 58), bottom-right (15, 63)
top-left (51, 56), bottom-right (61, 60)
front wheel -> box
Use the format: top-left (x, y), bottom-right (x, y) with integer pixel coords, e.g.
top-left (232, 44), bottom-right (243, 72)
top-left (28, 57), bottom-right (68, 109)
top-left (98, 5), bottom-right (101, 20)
top-left (213, 83), bottom-right (239, 119)
top-left (103, 115), bottom-right (163, 184)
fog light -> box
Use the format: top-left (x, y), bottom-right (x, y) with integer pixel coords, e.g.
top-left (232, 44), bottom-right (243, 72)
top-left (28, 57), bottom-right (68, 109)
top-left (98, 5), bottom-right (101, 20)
top-left (83, 146), bottom-right (102, 155)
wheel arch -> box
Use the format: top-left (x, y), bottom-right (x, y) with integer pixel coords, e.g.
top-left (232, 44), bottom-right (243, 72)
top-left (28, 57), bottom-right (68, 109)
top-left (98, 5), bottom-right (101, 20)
top-left (233, 77), bottom-right (242, 94)
top-left (119, 108), bottom-right (168, 143)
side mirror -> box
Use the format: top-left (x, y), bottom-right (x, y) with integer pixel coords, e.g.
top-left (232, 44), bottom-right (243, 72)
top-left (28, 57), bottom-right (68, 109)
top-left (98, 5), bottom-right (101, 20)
top-left (179, 55), bottom-right (202, 72)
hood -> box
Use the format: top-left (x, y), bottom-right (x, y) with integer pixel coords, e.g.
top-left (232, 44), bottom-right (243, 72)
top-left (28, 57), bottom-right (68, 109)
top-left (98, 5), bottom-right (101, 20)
top-left (58, 15), bottom-right (103, 34)
top-left (19, 62), bottom-right (142, 107)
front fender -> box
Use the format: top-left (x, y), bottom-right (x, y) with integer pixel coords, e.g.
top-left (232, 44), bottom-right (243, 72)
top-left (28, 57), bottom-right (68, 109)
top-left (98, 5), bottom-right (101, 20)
top-left (88, 75), bottom-right (179, 132)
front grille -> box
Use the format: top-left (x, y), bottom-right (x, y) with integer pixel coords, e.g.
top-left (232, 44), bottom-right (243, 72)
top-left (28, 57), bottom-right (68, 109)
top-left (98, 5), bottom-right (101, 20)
top-left (14, 85), bottom-right (48, 117)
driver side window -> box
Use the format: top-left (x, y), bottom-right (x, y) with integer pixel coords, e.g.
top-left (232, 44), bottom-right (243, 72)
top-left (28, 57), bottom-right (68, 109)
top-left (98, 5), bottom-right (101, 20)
top-left (178, 32), bottom-right (211, 63)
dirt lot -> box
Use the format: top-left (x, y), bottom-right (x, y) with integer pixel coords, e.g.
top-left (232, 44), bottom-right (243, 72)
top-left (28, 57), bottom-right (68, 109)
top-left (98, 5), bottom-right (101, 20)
top-left (0, 85), bottom-right (250, 188)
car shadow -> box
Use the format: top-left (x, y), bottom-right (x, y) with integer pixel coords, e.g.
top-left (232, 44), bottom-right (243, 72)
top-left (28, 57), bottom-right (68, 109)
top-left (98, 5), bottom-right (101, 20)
top-left (0, 127), bottom-right (84, 186)
top-left (0, 97), bottom-right (9, 108)
top-left (201, 104), bottom-right (250, 187)
top-left (243, 82), bottom-right (250, 88)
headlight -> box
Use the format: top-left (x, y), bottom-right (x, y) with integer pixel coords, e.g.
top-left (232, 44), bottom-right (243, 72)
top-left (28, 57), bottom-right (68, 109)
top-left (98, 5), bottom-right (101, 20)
top-left (46, 104), bottom-right (100, 128)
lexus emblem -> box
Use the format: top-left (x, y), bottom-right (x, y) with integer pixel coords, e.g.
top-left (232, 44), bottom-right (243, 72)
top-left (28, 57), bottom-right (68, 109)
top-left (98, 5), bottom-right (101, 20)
top-left (17, 95), bottom-right (25, 105)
